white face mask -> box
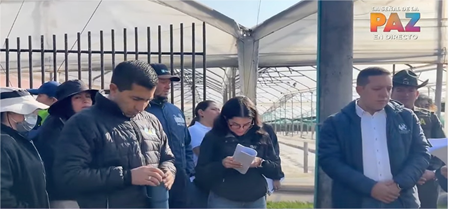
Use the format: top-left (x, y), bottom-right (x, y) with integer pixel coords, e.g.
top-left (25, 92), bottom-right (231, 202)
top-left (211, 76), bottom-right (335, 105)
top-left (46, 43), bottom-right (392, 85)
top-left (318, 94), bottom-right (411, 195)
top-left (11, 113), bottom-right (38, 133)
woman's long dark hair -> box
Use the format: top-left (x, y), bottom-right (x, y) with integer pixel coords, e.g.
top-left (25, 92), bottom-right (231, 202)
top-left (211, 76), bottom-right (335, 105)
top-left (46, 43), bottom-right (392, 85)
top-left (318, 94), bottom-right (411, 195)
top-left (212, 96), bottom-right (264, 136)
top-left (189, 100), bottom-right (215, 127)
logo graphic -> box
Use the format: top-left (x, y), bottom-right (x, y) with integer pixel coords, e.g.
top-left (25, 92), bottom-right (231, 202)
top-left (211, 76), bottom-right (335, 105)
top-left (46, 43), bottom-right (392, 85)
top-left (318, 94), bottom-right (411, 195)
top-left (370, 6), bottom-right (420, 41)
top-left (173, 114), bottom-right (186, 126)
top-left (420, 118), bottom-right (427, 125)
top-left (370, 13), bottom-right (421, 32)
top-left (398, 123), bottom-right (410, 134)
top-left (142, 127), bottom-right (157, 136)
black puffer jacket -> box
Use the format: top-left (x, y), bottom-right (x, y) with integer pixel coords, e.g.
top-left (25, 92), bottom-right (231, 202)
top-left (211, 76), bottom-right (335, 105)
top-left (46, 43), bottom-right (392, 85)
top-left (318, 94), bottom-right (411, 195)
top-left (1, 125), bottom-right (50, 208)
top-left (53, 93), bottom-right (176, 208)
top-left (195, 127), bottom-right (283, 202)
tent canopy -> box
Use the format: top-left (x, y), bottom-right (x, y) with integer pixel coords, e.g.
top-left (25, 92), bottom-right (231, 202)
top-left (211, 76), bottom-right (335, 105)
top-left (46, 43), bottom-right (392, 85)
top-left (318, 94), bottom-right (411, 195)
top-left (1, 0), bottom-right (446, 116)
top-left (1, 0), bottom-right (446, 68)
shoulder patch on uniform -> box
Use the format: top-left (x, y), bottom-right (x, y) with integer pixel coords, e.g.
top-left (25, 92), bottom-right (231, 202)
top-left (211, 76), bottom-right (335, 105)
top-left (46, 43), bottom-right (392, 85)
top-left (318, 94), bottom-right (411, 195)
top-left (419, 118), bottom-right (426, 125)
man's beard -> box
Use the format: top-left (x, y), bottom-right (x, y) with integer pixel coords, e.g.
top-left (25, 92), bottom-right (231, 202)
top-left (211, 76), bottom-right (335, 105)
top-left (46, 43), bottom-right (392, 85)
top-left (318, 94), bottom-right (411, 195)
top-left (155, 95), bottom-right (168, 101)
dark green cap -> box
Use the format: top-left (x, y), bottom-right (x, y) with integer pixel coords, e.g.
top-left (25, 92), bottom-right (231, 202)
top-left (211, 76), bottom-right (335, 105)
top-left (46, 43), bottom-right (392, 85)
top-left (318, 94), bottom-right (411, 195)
top-left (393, 69), bottom-right (428, 88)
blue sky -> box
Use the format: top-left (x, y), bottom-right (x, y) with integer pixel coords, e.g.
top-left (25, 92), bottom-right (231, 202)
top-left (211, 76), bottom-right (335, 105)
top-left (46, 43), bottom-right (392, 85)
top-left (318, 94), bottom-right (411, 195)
top-left (197, 0), bottom-right (299, 27)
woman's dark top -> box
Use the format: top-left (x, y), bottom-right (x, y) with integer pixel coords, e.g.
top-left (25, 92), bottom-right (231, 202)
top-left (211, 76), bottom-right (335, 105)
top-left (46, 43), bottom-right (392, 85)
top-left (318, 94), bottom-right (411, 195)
top-left (195, 127), bottom-right (283, 202)
top-left (34, 115), bottom-right (71, 201)
top-left (1, 124), bottom-right (50, 208)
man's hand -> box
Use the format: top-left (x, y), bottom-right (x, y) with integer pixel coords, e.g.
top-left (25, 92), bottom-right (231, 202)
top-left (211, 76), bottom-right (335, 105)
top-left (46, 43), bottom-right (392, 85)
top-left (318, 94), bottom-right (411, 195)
top-left (417, 177), bottom-right (427, 185)
top-left (418, 170), bottom-right (436, 185)
top-left (250, 157), bottom-right (263, 168)
top-left (130, 166), bottom-right (165, 186)
top-left (162, 170), bottom-right (175, 190)
top-left (441, 166), bottom-right (448, 178)
top-left (370, 180), bottom-right (400, 204)
top-left (222, 156), bottom-right (242, 169)
top-left (273, 180), bottom-right (281, 191)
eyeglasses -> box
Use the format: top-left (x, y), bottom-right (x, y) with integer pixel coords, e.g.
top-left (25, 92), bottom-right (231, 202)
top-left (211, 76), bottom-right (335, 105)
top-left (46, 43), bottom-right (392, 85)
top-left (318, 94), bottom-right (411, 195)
top-left (228, 121), bottom-right (254, 130)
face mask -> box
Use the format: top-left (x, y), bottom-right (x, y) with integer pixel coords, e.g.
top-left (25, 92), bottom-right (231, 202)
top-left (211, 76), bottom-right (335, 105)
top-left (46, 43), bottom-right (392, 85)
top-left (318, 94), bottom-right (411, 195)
top-left (13, 113), bottom-right (38, 134)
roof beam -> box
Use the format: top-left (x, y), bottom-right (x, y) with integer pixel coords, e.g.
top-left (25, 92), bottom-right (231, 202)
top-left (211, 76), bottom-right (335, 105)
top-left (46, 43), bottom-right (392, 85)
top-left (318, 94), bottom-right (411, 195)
top-left (154, 0), bottom-right (242, 38)
top-left (251, 0), bottom-right (317, 41)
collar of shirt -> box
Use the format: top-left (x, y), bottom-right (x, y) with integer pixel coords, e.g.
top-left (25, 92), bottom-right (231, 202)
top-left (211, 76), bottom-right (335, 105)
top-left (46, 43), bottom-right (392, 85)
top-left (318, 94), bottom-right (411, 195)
top-left (355, 100), bottom-right (386, 117)
top-left (193, 121), bottom-right (212, 131)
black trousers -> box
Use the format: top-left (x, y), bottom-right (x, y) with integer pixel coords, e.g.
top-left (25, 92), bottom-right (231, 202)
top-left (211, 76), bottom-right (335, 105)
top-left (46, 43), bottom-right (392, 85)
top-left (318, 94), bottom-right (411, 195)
top-left (417, 179), bottom-right (440, 209)
top-left (169, 170), bottom-right (190, 208)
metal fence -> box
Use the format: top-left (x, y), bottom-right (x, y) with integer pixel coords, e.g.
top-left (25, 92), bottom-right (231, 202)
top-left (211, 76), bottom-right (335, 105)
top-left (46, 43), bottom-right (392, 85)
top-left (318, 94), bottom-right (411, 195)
top-left (1, 22), bottom-right (207, 115)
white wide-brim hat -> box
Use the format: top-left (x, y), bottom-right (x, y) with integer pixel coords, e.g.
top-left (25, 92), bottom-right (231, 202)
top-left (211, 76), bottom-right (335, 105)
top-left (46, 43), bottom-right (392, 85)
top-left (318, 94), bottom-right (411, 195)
top-left (0, 87), bottom-right (49, 115)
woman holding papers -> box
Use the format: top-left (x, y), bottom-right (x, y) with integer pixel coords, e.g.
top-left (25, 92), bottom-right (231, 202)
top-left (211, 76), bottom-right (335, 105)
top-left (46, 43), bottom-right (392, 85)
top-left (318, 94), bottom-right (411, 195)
top-left (195, 96), bottom-right (283, 208)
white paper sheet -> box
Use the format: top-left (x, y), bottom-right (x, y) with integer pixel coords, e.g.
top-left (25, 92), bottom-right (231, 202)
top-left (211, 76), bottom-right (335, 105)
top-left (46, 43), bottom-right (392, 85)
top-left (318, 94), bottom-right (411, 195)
top-left (265, 177), bottom-right (285, 195)
top-left (429, 138), bottom-right (447, 164)
top-left (232, 144), bottom-right (257, 174)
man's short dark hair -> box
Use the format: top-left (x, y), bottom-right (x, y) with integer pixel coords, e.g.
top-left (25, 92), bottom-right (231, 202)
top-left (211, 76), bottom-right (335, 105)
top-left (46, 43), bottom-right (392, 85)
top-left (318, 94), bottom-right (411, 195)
top-left (356, 67), bottom-right (391, 86)
top-left (110, 60), bottom-right (159, 91)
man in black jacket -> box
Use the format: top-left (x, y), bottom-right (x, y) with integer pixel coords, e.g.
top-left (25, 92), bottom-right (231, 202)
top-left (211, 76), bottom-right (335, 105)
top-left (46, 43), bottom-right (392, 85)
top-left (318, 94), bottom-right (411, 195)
top-left (53, 60), bottom-right (176, 208)
top-left (318, 67), bottom-right (430, 208)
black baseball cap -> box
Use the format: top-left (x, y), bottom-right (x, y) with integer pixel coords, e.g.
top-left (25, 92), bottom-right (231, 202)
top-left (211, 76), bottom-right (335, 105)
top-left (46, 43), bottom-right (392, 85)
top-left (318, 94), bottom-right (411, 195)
top-left (150, 63), bottom-right (180, 82)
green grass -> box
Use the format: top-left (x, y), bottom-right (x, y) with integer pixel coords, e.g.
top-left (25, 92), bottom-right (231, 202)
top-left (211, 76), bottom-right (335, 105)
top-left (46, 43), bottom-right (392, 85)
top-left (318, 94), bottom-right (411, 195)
top-left (267, 201), bottom-right (313, 208)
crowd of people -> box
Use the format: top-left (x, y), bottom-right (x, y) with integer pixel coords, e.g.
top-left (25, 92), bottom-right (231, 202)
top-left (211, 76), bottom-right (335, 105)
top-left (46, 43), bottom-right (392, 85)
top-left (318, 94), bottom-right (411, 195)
top-left (1, 61), bottom-right (447, 209)
top-left (0, 60), bottom-right (284, 209)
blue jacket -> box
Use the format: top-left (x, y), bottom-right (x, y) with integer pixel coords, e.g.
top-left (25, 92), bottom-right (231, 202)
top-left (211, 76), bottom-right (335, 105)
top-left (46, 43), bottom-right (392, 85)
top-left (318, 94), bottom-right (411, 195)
top-left (146, 99), bottom-right (195, 176)
top-left (318, 100), bottom-right (430, 208)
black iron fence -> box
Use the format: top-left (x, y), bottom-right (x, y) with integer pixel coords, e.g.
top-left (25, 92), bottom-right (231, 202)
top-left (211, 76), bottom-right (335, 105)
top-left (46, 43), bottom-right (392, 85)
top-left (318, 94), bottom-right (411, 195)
top-left (0, 22), bottom-right (207, 115)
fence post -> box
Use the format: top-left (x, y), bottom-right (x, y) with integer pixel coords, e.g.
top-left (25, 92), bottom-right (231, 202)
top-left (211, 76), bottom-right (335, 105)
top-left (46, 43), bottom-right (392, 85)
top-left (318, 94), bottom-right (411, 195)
top-left (303, 141), bottom-right (309, 173)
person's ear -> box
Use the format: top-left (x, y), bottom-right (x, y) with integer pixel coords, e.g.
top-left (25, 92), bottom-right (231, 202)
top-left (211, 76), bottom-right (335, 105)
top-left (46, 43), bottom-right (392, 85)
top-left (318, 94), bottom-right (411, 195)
top-left (356, 85), bottom-right (364, 96)
top-left (198, 109), bottom-right (205, 118)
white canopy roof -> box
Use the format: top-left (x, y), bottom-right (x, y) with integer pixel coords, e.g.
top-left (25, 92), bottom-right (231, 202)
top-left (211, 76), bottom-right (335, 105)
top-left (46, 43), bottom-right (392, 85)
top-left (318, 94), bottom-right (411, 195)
top-left (1, 0), bottom-right (446, 117)
top-left (1, 0), bottom-right (446, 68)
top-left (254, 0), bottom-right (447, 66)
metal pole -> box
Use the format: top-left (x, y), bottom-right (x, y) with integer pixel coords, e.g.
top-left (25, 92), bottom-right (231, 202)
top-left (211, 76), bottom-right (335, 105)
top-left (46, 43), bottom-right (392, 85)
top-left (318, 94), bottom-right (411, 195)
top-left (291, 96), bottom-right (294, 136)
top-left (434, 0), bottom-right (444, 117)
top-left (300, 93), bottom-right (303, 136)
top-left (311, 92), bottom-right (314, 139)
top-left (315, 0), bottom-right (354, 208)
top-left (273, 102), bottom-right (277, 132)
top-left (284, 99), bottom-right (287, 136)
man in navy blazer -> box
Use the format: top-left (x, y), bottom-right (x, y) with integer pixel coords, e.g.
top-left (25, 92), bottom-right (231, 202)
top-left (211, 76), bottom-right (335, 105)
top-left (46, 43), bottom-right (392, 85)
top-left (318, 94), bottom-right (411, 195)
top-left (318, 67), bottom-right (431, 208)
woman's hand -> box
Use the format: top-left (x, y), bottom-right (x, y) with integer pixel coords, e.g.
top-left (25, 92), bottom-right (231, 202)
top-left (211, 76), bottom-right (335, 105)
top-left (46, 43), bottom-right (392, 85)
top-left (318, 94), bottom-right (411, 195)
top-left (222, 156), bottom-right (242, 169)
top-left (273, 180), bottom-right (281, 191)
top-left (250, 157), bottom-right (263, 168)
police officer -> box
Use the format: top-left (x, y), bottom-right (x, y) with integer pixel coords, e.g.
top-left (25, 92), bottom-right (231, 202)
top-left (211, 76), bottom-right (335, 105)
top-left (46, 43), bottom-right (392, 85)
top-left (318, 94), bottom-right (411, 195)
top-left (391, 69), bottom-right (446, 209)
